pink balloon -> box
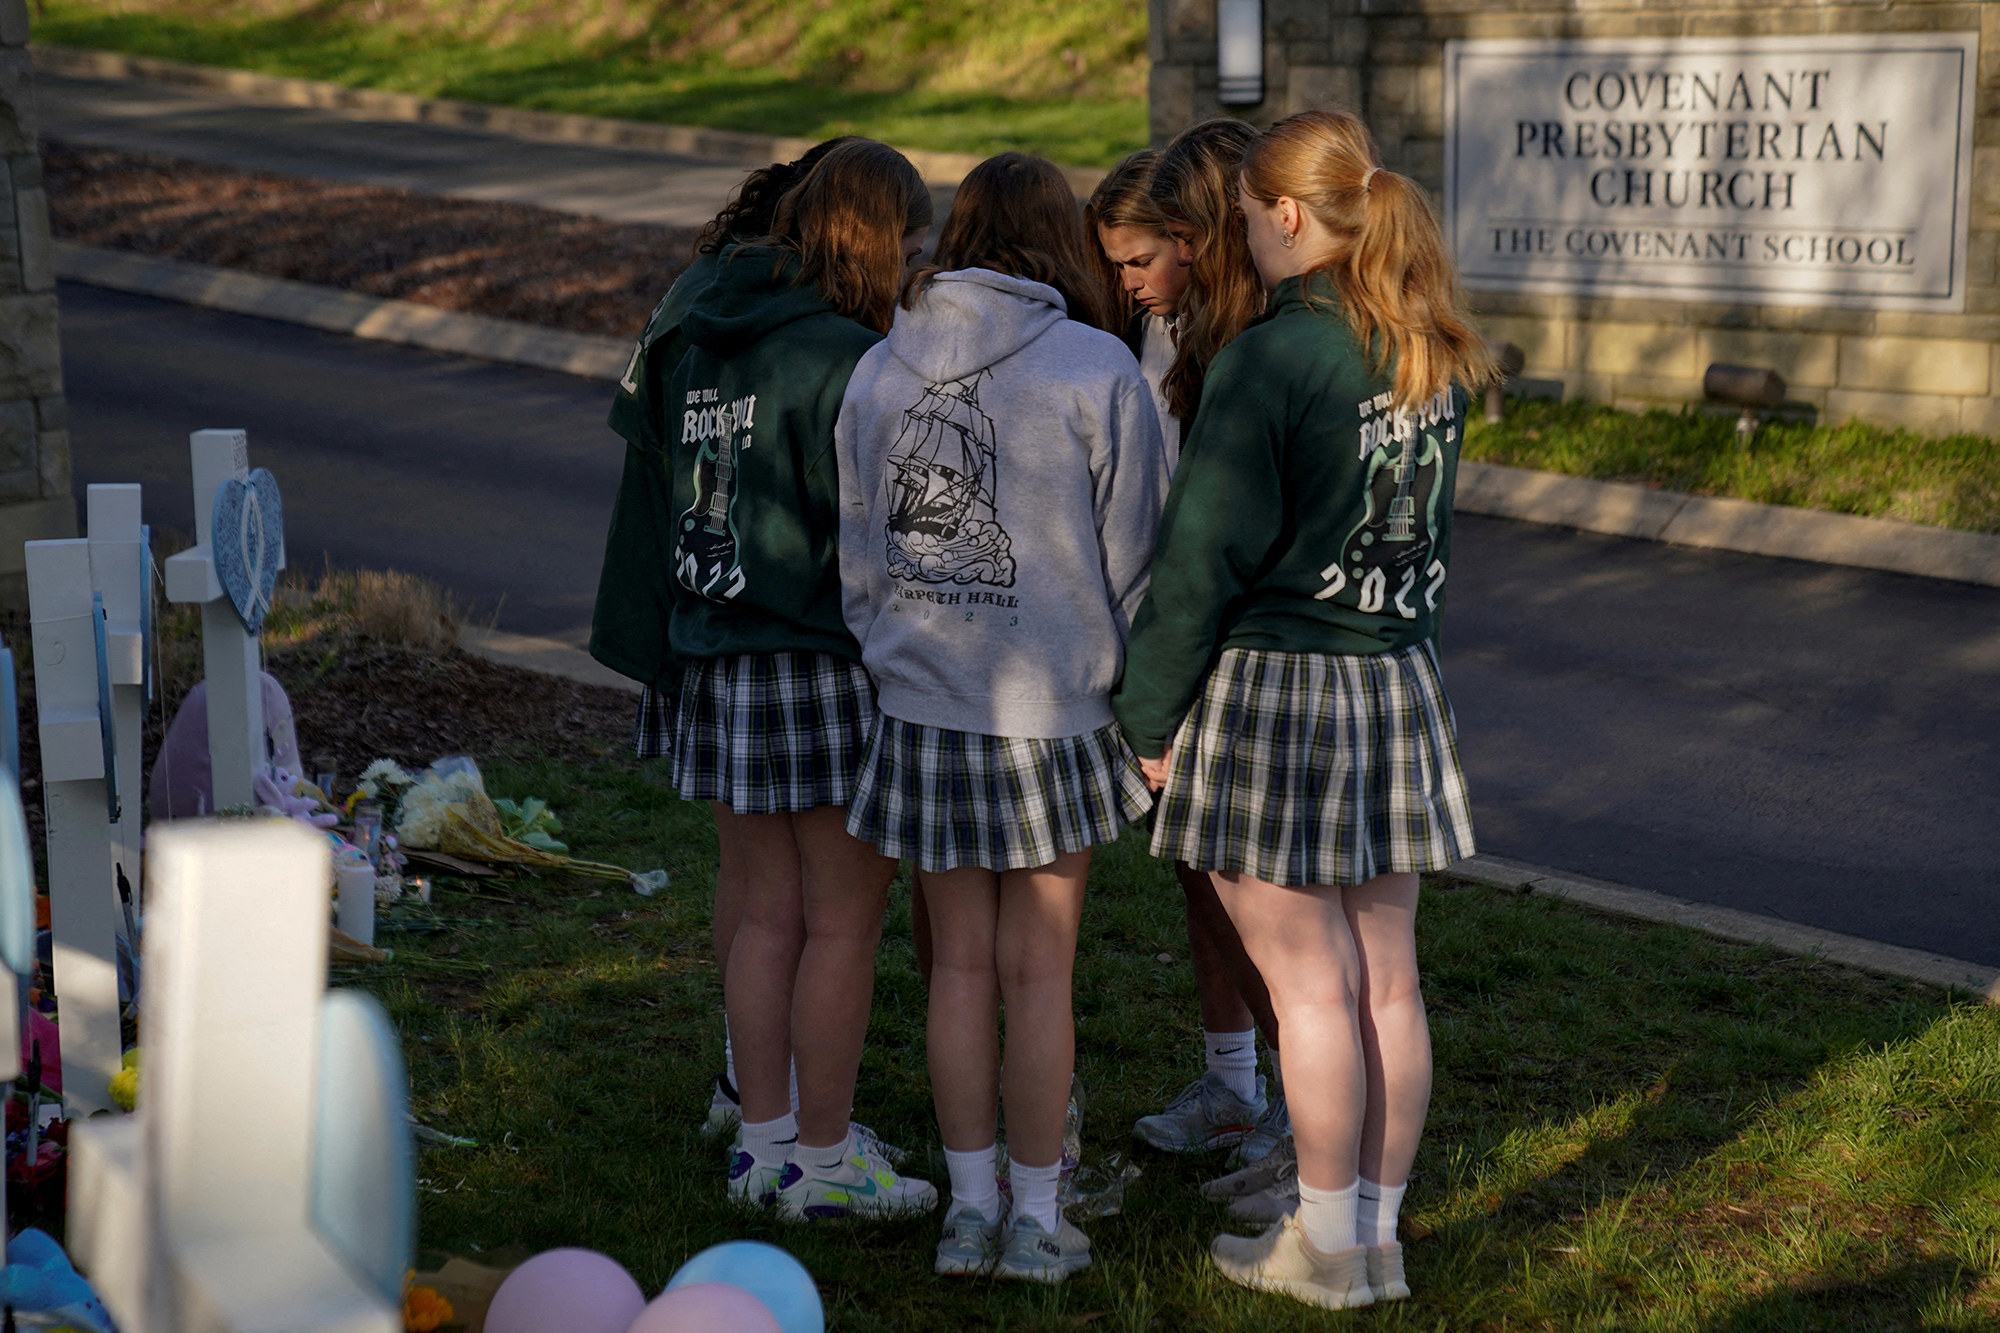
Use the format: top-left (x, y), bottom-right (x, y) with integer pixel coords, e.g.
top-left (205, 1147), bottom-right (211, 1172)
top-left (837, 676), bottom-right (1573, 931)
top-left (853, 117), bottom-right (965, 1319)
top-left (627, 1283), bottom-right (781, 1333)
top-left (485, 1248), bottom-right (646, 1333)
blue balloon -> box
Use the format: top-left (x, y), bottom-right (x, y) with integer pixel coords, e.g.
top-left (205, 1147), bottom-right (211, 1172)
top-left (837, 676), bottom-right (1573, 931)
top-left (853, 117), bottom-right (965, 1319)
top-left (665, 1241), bottom-right (822, 1333)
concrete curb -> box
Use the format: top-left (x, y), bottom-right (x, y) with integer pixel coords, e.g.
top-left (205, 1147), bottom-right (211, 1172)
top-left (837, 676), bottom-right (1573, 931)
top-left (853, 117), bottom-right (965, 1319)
top-left (55, 241), bottom-right (632, 379)
top-left (1446, 853), bottom-right (2000, 1002)
top-left (57, 243), bottom-right (2000, 591)
top-left (458, 626), bottom-right (643, 695)
top-left (34, 44), bottom-right (1108, 195)
top-left (1456, 460), bottom-right (2000, 588)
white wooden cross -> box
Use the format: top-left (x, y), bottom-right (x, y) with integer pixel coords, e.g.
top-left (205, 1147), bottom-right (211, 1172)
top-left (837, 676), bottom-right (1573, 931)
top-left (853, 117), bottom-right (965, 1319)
top-left (163, 430), bottom-right (283, 813)
top-left (87, 482), bottom-right (149, 918)
top-left (69, 820), bottom-right (409, 1333)
top-left (24, 536), bottom-right (125, 1115)
top-left (0, 645), bottom-right (32, 1265)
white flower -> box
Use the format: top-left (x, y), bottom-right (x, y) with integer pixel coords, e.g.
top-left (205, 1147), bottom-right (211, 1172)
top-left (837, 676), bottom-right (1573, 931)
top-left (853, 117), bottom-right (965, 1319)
top-left (393, 769), bottom-right (486, 848)
top-left (356, 759), bottom-right (415, 798)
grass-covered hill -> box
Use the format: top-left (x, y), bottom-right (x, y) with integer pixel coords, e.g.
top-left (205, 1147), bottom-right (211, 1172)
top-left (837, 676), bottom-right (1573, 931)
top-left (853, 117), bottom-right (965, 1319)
top-left (36, 0), bottom-right (1150, 164)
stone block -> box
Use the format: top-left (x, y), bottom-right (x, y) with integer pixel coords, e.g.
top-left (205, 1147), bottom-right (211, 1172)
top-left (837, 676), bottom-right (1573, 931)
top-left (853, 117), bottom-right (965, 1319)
top-left (1836, 4), bottom-right (1986, 34)
top-left (1271, 2), bottom-right (1331, 41)
top-left (1962, 394), bottom-right (2000, 439)
top-left (17, 186), bottom-right (50, 293)
top-left (1478, 314), bottom-right (1567, 370)
top-left (1149, 65), bottom-right (1197, 146)
top-left (1330, 18), bottom-right (1367, 63)
top-left (1573, 12), bottom-right (1686, 39)
top-left (0, 0), bottom-right (26, 48)
top-left (35, 427), bottom-right (66, 499)
top-left (1823, 388), bottom-right (1963, 436)
top-left (0, 292), bottom-right (61, 399)
top-left (1288, 65), bottom-right (1361, 116)
top-left (1971, 231), bottom-right (1999, 288)
top-left (1611, 373), bottom-right (1704, 409)
top-left (1870, 311), bottom-right (2000, 342)
top-left (1839, 336), bottom-right (1992, 396)
top-left (1698, 329), bottom-right (1840, 387)
top-left (32, 393), bottom-right (62, 431)
top-left (1416, 65), bottom-right (1445, 136)
top-left (1977, 148), bottom-right (2000, 228)
top-left (1151, 0), bottom-right (1210, 47)
top-left (1772, 306), bottom-right (1877, 336)
top-left (1572, 370), bottom-right (1618, 404)
top-left (1577, 323), bottom-right (1698, 378)
top-left (0, 49), bottom-right (32, 154)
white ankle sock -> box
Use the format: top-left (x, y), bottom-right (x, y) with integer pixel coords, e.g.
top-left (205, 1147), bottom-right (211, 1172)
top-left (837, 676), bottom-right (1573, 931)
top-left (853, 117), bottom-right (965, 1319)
top-left (723, 1027), bottom-right (737, 1091)
top-left (1204, 1029), bottom-right (1258, 1103)
top-left (798, 1128), bottom-right (854, 1173)
top-left (1010, 1158), bottom-right (1062, 1234)
top-left (1297, 1179), bottom-right (1359, 1255)
top-left (739, 1112), bottom-right (798, 1168)
top-left (1357, 1178), bottom-right (1407, 1247)
top-left (943, 1144), bottom-right (1002, 1224)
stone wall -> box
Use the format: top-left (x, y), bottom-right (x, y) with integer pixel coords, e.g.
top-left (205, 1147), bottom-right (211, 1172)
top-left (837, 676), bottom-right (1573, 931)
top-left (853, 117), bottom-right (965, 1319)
top-left (1148, 0), bottom-right (1999, 437)
top-left (0, 0), bottom-right (71, 608)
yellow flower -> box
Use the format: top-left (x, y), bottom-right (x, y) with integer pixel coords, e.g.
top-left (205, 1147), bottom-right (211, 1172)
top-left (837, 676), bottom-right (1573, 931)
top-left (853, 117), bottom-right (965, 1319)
top-left (403, 1284), bottom-right (454, 1332)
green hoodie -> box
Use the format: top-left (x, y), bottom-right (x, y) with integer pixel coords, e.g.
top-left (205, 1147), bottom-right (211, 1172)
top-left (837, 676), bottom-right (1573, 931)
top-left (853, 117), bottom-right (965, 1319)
top-left (1113, 273), bottom-right (1469, 759)
top-left (589, 251), bottom-right (723, 687)
top-left (655, 245), bottom-right (884, 672)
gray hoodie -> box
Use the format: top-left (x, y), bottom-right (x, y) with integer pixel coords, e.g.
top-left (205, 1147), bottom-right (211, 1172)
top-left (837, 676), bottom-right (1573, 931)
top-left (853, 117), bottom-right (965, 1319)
top-left (835, 268), bottom-right (1169, 739)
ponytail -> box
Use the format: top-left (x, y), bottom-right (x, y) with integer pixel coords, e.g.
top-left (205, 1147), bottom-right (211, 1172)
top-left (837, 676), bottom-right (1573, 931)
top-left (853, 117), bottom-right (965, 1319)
top-left (1242, 110), bottom-right (1493, 408)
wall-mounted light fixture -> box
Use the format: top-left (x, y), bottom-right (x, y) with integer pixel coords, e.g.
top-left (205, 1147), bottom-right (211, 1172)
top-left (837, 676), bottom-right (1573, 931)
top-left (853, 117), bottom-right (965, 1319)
top-left (1217, 0), bottom-right (1263, 106)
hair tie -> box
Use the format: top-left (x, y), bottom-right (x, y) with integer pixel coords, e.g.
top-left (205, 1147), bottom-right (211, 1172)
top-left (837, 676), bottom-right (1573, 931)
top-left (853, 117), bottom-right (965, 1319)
top-left (1361, 166), bottom-right (1380, 193)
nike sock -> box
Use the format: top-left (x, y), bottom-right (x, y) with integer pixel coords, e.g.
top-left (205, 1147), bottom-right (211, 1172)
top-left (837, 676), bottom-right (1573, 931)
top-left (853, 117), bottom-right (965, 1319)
top-left (943, 1144), bottom-right (1002, 1225)
top-left (1205, 1028), bottom-right (1258, 1103)
top-left (1357, 1178), bottom-right (1407, 1247)
top-left (723, 1025), bottom-right (737, 1092)
top-left (1011, 1157), bottom-right (1062, 1235)
top-left (798, 1128), bottom-right (855, 1174)
top-left (1297, 1179), bottom-right (1359, 1256)
top-left (739, 1112), bottom-right (798, 1170)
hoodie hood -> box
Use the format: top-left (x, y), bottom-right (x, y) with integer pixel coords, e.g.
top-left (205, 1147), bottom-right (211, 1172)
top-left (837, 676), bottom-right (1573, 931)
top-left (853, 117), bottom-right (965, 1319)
top-left (681, 245), bottom-right (842, 357)
top-left (888, 268), bottom-right (1068, 383)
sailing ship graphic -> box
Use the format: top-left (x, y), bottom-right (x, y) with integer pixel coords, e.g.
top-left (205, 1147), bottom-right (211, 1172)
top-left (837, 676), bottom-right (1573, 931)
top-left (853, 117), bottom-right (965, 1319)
top-left (885, 370), bottom-right (1016, 587)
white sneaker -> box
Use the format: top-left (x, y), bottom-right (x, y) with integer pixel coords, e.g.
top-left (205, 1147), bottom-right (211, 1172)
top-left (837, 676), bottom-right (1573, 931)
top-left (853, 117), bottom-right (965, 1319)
top-left (1367, 1241), bottom-right (1411, 1301)
top-left (1224, 1150), bottom-right (1298, 1223)
top-left (1211, 1214), bottom-right (1374, 1311)
top-left (1203, 1132), bottom-right (1296, 1205)
top-left (1222, 1081), bottom-right (1289, 1169)
top-left (725, 1146), bottom-right (785, 1208)
top-left (934, 1199), bottom-right (1006, 1275)
top-left (1132, 1073), bottom-right (1265, 1153)
top-left (701, 1074), bottom-right (741, 1140)
top-left (852, 1120), bottom-right (908, 1169)
top-left (775, 1151), bottom-right (938, 1221)
top-left (997, 1213), bottom-right (1092, 1283)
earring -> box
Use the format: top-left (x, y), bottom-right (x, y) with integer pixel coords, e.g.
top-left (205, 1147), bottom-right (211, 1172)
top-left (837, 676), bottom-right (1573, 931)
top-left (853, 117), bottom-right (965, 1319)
top-left (1280, 231), bottom-right (1294, 248)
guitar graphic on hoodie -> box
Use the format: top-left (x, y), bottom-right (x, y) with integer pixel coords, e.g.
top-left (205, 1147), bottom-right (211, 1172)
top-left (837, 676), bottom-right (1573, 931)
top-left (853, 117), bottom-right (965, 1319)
top-left (1317, 406), bottom-right (1450, 618)
top-left (675, 394), bottom-right (755, 602)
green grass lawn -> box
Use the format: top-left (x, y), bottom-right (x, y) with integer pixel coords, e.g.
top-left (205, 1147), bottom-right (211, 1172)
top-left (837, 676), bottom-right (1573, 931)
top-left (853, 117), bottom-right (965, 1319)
top-left (33, 1), bottom-right (1148, 166)
top-left (347, 751), bottom-right (2000, 1330)
top-left (1466, 398), bottom-right (2000, 535)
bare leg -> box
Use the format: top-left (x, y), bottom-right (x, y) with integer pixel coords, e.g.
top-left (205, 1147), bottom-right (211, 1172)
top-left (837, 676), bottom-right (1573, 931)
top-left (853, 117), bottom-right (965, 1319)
top-left (1345, 873), bottom-right (1429, 1188)
top-left (997, 850), bottom-right (1090, 1168)
top-left (789, 805), bottom-right (897, 1148)
top-left (1209, 870), bottom-right (1364, 1194)
top-left (721, 810), bottom-right (804, 1126)
top-left (922, 865), bottom-right (1002, 1153)
top-left (712, 803), bottom-right (749, 990)
top-left (1177, 861), bottom-right (1279, 1049)
top-left (912, 870), bottom-right (935, 988)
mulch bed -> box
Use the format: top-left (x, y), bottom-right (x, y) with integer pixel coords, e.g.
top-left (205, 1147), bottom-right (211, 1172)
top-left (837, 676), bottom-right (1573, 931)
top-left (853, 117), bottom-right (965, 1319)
top-left (44, 139), bottom-right (702, 338)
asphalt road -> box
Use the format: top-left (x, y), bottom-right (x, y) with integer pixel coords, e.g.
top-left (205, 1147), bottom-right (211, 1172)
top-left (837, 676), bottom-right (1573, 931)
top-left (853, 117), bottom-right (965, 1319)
top-left (62, 282), bottom-right (2000, 966)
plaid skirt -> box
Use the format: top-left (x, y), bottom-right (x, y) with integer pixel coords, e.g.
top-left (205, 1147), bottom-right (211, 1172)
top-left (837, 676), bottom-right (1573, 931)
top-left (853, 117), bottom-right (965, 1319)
top-left (633, 683), bottom-right (675, 760)
top-left (847, 716), bottom-right (1154, 873)
top-left (1151, 642), bottom-right (1474, 886)
top-left (669, 651), bottom-right (875, 814)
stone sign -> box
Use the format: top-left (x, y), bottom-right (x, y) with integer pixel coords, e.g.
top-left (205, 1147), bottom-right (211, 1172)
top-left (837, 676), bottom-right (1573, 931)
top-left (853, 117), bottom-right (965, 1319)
top-left (1444, 33), bottom-right (1980, 311)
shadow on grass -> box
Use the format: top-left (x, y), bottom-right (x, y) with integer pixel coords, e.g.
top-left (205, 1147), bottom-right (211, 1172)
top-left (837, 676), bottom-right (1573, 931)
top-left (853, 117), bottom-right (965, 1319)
top-left (1702, 1257), bottom-right (1975, 1332)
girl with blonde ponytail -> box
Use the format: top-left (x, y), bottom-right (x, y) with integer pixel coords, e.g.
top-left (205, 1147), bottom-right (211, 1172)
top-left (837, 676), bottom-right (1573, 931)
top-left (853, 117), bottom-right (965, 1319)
top-left (1113, 109), bottom-right (1490, 1312)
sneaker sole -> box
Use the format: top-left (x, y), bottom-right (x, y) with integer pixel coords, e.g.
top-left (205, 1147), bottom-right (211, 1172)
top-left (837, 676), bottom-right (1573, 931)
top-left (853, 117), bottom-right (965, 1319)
top-left (1219, 1268), bottom-right (1375, 1311)
top-left (1134, 1122), bottom-right (1255, 1154)
top-left (997, 1256), bottom-right (1091, 1284)
top-left (934, 1251), bottom-right (1000, 1276)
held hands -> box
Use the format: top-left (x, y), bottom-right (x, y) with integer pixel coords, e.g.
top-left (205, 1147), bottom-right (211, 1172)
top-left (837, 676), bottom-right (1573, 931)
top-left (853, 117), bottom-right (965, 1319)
top-left (1139, 751), bottom-right (1172, 792)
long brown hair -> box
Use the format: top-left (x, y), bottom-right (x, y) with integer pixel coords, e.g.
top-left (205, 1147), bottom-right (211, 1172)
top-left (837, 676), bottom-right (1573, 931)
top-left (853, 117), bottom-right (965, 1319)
top-left (907, 151), bottom-right (1118, 333)
top-left (695, 135), bottom-right (863, 257)
top-left (1150, 118), bottom-right (1264, 419)
top-left (1242, 110), bottom-right (1493, 408)
top-left (763, 139), bottom-right (932, 334)
top-left (1083, 149), bottom-right (1169, 323)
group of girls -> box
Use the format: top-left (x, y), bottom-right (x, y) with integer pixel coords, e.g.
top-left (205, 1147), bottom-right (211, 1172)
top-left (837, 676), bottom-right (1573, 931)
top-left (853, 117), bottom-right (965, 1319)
top-left (591, 106), bottom-right (1487, 1311)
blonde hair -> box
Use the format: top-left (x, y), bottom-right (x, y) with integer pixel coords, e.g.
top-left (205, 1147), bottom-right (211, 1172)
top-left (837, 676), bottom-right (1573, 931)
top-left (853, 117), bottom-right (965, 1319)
top-left (1241, 110), bottom-right (1492, 408)
top-left (764, 139), bottom-right (931, 335)
top-left (1083, 149), bottom-right (1170, 323)
top-left (1150, 118), bottom-right (1265, 419)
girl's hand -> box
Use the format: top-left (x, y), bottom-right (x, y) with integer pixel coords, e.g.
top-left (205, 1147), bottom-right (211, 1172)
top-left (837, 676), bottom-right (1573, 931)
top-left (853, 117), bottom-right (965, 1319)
top-left (1139, 753), bottom-right (1172, 791)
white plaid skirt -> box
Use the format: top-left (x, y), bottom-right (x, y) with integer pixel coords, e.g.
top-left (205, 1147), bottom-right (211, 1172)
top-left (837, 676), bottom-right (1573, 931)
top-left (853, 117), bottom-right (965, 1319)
top-left (670, 651), bottom-right (875, 814)
top-left (1151, 642), bottom-right (1474, 886)
top-left (847, 716), bottom-right (1154, 872)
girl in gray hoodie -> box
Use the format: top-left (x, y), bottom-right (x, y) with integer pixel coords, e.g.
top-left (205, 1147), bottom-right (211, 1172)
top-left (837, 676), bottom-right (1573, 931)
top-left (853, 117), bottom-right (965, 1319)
top-left (835, 152), bottom-right (1169, 1283)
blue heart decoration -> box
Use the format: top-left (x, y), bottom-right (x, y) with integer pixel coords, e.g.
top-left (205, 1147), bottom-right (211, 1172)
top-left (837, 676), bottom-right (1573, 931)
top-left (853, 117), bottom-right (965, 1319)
top-left (212, 467), bottom-right (284, 635)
